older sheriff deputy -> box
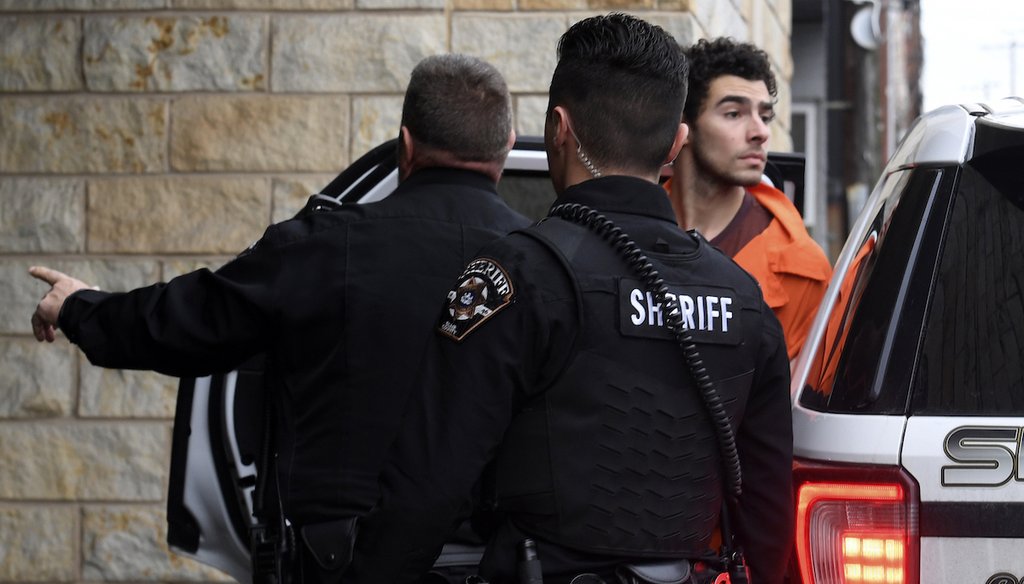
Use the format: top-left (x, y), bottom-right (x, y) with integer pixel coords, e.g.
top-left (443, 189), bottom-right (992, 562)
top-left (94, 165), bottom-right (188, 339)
top-left (29, 55), bottom-right (530, 583)
top-left (346, 14), bottom-right (794, 584)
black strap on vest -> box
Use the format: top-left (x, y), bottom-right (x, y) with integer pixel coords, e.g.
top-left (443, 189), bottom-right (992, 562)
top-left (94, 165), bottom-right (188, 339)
top-left (544, 204), bottom-right (742, 497)
top-left (541, 203), bottom-right (750, 581)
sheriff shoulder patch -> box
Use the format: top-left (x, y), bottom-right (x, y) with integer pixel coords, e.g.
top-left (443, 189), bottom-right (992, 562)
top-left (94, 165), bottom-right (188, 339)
top-left (438, 257), bottom-right (515, 341)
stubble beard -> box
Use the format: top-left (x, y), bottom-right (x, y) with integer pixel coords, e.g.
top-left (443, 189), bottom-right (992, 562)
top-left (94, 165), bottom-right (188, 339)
top-left (690, 136), bottom-right (763, 195)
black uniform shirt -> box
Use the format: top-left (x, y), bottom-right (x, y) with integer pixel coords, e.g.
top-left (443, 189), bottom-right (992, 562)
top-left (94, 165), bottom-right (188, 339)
top-left (58, 167), bottom-right (531, 525)
top-left (347, 176), bottom-right (794, 584)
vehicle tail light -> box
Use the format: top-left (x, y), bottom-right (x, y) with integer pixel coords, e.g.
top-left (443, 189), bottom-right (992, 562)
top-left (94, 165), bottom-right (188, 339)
top-left (792, 461), bottom-right (919, 584)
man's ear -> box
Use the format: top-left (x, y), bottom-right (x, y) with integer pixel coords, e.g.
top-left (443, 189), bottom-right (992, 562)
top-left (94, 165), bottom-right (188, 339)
top-left (663, 122), bottom-right (689, 165)
top-left (548, 106), bottom-right (571, 148)
top-left (399, 126), bottom-right (415, 165)
top-left (507, 128), bottom-right (516, 150)
top-left (398, 126), bottom-right (416, 180)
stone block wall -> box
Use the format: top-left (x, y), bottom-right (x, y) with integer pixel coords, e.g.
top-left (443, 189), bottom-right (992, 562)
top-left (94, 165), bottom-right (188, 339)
top-left (0, 0), bottom-right (791, 581)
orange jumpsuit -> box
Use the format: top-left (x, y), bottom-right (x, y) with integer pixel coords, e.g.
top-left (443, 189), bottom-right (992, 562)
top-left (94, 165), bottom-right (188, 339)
top-left (664, 177), bottom-right (832, 360)
top-left (734, 182), bottom-right (832, 360)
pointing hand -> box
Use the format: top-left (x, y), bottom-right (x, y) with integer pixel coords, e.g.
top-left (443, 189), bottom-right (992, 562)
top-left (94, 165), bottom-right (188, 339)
top-left (28, 266), bottom-right (96, 343)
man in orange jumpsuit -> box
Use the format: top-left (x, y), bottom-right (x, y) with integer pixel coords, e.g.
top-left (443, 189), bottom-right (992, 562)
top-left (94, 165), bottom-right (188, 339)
top-left (666, 37), bottom-right (832, 361)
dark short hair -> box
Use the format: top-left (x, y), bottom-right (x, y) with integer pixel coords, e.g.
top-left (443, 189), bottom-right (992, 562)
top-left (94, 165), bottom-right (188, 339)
top-left (548, 13), bottom-right (688, 172)
top-left (683, 37), bottom-right (778, 122)
top-left (402, 54), bottom-right (512, 162)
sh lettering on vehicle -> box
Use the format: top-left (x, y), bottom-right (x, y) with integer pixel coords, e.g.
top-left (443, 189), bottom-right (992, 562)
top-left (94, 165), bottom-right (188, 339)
top-left (942, 426), bottom-right (1024, 487)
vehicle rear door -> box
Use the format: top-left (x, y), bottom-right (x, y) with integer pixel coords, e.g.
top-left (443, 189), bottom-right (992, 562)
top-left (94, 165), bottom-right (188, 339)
top-left (790, 162), bottom-right (958, 584)
top-left (901, 146), bottom-right (1024, 583)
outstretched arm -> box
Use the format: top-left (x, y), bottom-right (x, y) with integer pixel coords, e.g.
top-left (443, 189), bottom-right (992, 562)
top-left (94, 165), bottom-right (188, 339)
top-left (25, 226), bottom-right (289, 377)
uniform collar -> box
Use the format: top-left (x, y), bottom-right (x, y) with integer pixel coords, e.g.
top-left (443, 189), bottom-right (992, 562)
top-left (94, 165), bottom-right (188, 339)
top-left (396, 167), bottom-right (499, 195)
top-left (554, 176), bottom-right (678, 224)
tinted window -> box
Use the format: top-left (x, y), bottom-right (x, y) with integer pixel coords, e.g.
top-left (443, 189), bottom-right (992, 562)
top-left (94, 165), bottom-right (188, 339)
top-left (801, 167), bottom-right (953, 413)
top-left (498, 171), bottom-right (556, 220)
top-left (911, 151), bottom-right (1024, 414)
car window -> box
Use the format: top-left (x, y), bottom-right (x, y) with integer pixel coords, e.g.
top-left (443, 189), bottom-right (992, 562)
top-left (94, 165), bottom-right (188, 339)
top-left (498, 171), bottom-right (556, 220)
top-left (911, 149), bottom-right (1024, 414)
top-left (800, 167), bottom-right (954, 414)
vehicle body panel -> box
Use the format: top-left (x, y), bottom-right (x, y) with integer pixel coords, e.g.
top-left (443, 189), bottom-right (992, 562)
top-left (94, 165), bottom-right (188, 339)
top-left (905, 417), bottom-right (1024, 581)
top-left (919, 538), bottom-right (1024, 584)
top-left (902, 416), bottom-right (1024, 502)
top-left (792, 411), bottom-right (904, 465)
top-left (790, 97), bottom-right (1024, 583)
top-left (178, 375), bottom-right (252, 582)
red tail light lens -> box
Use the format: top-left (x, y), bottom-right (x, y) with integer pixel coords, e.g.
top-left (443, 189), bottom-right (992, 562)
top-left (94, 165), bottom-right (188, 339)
top-left (793, 462), bottom-right (919, 584)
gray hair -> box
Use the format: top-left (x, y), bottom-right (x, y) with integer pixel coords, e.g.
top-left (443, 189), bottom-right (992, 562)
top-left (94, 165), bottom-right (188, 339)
top-left (401, 54), bottom-right (513, 163)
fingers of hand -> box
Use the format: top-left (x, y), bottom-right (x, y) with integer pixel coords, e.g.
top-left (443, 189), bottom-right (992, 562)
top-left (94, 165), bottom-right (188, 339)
top-left (31, 311), bottom-right (56, 343)
top-left (29, 265), bottom-right (90, 293)
top-left (28, 265), bottom-right (66, 286)
top-left (36, 290), bottom-right (65, 327)
top-left (30, 312), bottom-right (43, 342)
top-left (29, 265), bottom-right (94, 303)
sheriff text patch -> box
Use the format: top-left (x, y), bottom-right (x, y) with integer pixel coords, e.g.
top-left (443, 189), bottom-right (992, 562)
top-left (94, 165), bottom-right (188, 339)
top-left (618, 279), bottom-right (741, 345)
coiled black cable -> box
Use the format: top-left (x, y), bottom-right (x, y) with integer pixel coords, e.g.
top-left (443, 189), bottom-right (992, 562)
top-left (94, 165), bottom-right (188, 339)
top-left (548, 203), bottom-right (743, 498)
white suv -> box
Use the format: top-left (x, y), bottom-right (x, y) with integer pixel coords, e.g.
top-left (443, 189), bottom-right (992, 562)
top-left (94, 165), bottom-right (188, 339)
top-left (789, 98), bottom-right (1024, 584)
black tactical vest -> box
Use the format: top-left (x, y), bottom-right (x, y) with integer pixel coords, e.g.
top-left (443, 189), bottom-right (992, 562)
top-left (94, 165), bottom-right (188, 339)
top-left (493, 217), bottom-right (764, 558)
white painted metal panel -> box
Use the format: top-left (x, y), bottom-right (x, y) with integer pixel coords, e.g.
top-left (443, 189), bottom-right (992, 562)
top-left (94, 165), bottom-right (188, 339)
top-left (902, 416), bottom-right (1024, 503)
top-left (919, 537), bottom-right (1024, 584)
top-left (792, 406), bottom-right (905, 465)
